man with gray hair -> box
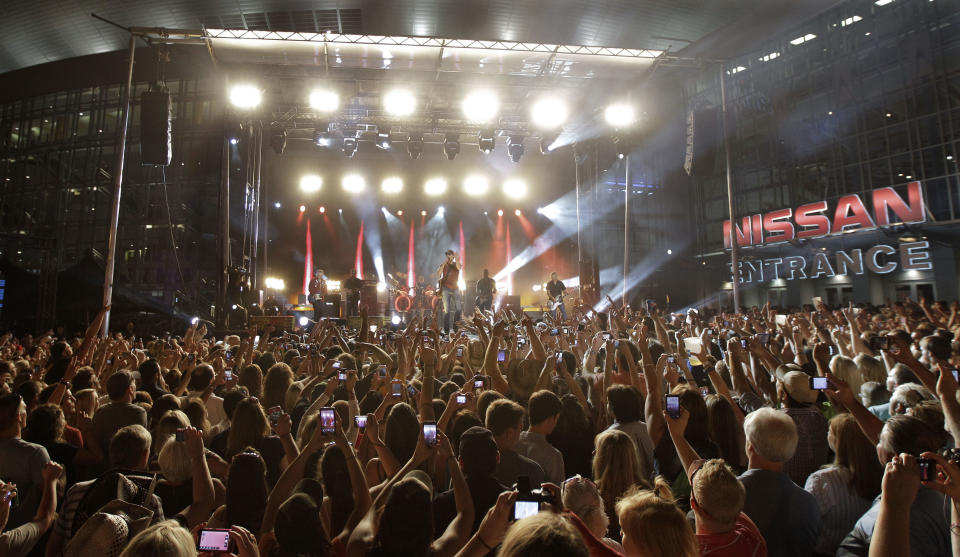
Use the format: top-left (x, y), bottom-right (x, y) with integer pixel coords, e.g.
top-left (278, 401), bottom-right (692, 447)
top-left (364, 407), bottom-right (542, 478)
top-left (739, 407), bottom-right (821, 557)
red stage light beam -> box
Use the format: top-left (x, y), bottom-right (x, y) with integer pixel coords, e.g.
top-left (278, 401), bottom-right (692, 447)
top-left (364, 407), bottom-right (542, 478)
top-left (303, 218), bottom-right (313, 296)
top-left (459, 220), bottom-right (466, 276)
top-left (516, 211), bottom-right (536, 241)
top-left (505, 221), bottom-right (513, 295)
top-left (408, 220), bottom-right (416, 289)
top-left (355, 220), bottom-right (365, 279)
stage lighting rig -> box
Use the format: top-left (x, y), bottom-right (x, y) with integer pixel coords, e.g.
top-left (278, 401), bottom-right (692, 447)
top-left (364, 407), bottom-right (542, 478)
top-left (269, 122), bottom-right (287, 155)
top-left (376, 132), bottom-right (392, 150)
top-left (384, 89), bottom-right (416, 116)
top-left (425, 178), bottom-right (448, 196)
top-left (381, 177), bottom-right (403, 194)
top-left (313, 121), bottom-right (332, 147)
top-left (478, 129), bottom-right (496, 153)
top-left (462, 90), bottom-right (499, 123)
top-left (299, 174), bottom-right (323, 193)
top-left (538, 132), bottom-right (558, 154)
top-left (443, 133), bottom-right (461, 160)
top-left (507, 136), bottom-right (525, 163)
top-left (503, 178), bottom-right (528, 199)
top-left (407, 133), bottom-right (424, 159)
top-left (342, 174), bottom-right (366, 193)
top-left (342, 136), bottom-right (358, 158)
top-left (464, 175), bottom-right (489, 196)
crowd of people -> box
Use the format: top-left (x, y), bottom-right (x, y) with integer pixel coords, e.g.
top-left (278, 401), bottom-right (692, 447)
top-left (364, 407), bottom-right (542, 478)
top-left (1, 296), bottom-right (960, 557)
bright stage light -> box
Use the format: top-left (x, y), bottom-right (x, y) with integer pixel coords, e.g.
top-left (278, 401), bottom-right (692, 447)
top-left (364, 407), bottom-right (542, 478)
top-left (377, 282), bottom-right (387, 293)
top-left (605, 103), bottom-right (636, 127)
top-left (421, 210), bottom-right (427, 216)
top-left (376, 132), bottom-right (391, 150)
top-left (531, 97), bottom-right (569, 129)
top-left (425, 178), bottom-right (448, 196)
top-left (319, 206), bottom-right (326, 213)
top-left (299, 174), bottom-right (323, 193)
top-left (274, 201), bottom-right (281, 209)
top-left (391, 315), bottom-right (401, 325)
top-left (503, 179), bottom-right (528, 199)
top-left (497, 209), bottom-right (504, 217)
top-left (299, 316), bottom-right (309, 326)
top-left (438, 206), bottom-right (445, 216)
top-left (229, 137), bottom-right (238, 145)
top-left (462, 90), bottom-right (499, 122)
top-left (507, 136), bottom-right (525, 163)
top-left (342, 174), bottom-right (366, 193)
top-left (229, 84), bottom-right (262, 109)
top-left (384, 89), bottom-right (416, 116)
top-left (381, 177), bottom-right (404, 194)
top-left (464, 175), bottom-right (490, 196)
top-left (190, 316), bottom-right (199, 325)
top-left (309, 89), bottom-right (339, 112)
top-left (514, 209), bottom-right (521, 216)
top-left (299, 205), bottom-right (306, 213)
top-left (667, 249), bottom-right (673, 255)
top-left (397, 210), bottom-right (404, 216)
top-left (264, 277), bottom-right (285, 290)
top-left (443, 133), bottom-right (461, 160)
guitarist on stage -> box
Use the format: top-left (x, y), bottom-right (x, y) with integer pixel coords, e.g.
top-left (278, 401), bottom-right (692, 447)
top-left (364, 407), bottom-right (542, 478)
top-left (308, 269), bottom-right (327, 321)
top-left (475, 269), bottom-right (496, 313)
top-left (435, 250), bottom-right (462, 334)
top-left (546, 272), bottom-right (568, 320)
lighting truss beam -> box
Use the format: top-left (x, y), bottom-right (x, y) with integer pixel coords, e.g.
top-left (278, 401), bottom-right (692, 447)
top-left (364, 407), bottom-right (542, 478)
top-left (205, 29), bottom-right (665, 60)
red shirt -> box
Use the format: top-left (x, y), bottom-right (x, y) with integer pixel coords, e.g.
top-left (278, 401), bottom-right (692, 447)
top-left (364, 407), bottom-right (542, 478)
top-left (697, 512), bottom-right (767, 557)
top-left (442, 262), bottom-right (459, 290)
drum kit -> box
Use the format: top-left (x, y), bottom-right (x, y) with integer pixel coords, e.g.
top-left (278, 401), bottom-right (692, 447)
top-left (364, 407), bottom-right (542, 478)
top-left (389, 273), bottom-right (441, 315)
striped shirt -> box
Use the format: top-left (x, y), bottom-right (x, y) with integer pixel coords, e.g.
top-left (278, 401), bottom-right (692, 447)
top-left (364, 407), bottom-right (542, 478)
top-left (804, 466), bottom-right (872, 556)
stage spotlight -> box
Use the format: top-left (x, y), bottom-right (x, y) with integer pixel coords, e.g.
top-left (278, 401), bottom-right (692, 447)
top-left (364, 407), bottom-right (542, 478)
top-left (319, 206), bottom-right (326, 213)
top-left (309, 88), bottom-right (339, 112)
top-left (407, 133), bottom-right (424, 159)
top-left (384, 89), bottom-right (416, 116)
top-left (438, 206), bottom-right (445, 216)
top-left (342, 136), bottom-right (358, 157)
top-left (397, 210), bottom-right (403, 216)
top-left (464, 175), bottom-right (489, 196)
top-left (425, 178), bottom-right (448, 196)
top-left (299, 205), bottom-right (306, 213)
top-left (462, 90), bottom-right (499, 122)
top-left (381, 177), bottom-right (403, 194)
top-left (514, 209), bottom-right (522, 216)
top-left (443, 133), bottom-right (460, 160)
top-left (478, 129), bottom-right (495, 153)
top-left (503, 178), bottom-right (527, 199)
top-left (342, 174), bottom-right (366, 193)
top-left (313, 121), bottom-right (331, 147)
top-left (421, 210), bottom-right (427, 216)
top-left (391, 315), bottom-right (401, 325)
top-left (229, 137), bottom-right (239, 145)
top-left (229, 84), bottom-right (262, 109)
top-left (299, 316), bottom-right (310, 327)
top-left (376, 132), bottom-right (392, 150)
top-left (264, 277), bottom-right (285, 290)
top-left (605, 103), bottom-right (636, 127)
top-left (274, 201), bottom-right (281, 209)
top-left (497, 209), bottom-right (504, 216)
top-left (531, 96), bottom-right (569, 129)
top-left (667, 249), bottom-right (673, 255)
top-left (539, 132), bottom-right (558, 154)
top-left (190, 317), bottom-right (199, 325)
top-left (299, 174), bottom-right (323, 193)
top-left (507, 136), bottom-right (525, 163)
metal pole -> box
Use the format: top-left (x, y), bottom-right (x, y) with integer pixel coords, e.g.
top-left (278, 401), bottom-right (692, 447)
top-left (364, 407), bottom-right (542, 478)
top-left (101, 35), bottom-right (137, 336)
top-left (217, 129), bottom-right (231, 326)
top-left (623, 154), bottom-right (630, 307)
top-left (252, 123), bottom-right (262, 289)
top-left (719, 64), bottom-right (741, 311)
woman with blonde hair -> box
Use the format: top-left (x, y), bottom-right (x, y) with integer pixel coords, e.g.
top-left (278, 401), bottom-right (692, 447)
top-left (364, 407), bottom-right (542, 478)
top-left (830, 355), bottom-right (862, 394)
top-left (592, 429), bottom-right (649, 542)
top-left (264, 362), bottom-right (294, 411)
top-left (118, 520), bottom-right (197, 557)
top-left (804, 413), bottom-right (883, 555)
top-left (615, 478), bottom-right (698, 557)
top-left (562, 475), bottom-right (623, 552)
top-left (854, 353), bottom-right (885, 385)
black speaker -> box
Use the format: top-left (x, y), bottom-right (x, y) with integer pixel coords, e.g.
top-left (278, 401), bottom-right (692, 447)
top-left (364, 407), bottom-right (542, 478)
top-left (684, 107), bottom-right (719, 177)
top-left (140, 89), bottom-right (172, 166)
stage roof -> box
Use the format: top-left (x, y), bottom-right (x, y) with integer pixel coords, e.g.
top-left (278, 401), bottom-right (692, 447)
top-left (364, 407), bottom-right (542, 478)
top-left (0, 0), bottom-right (841, 76)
